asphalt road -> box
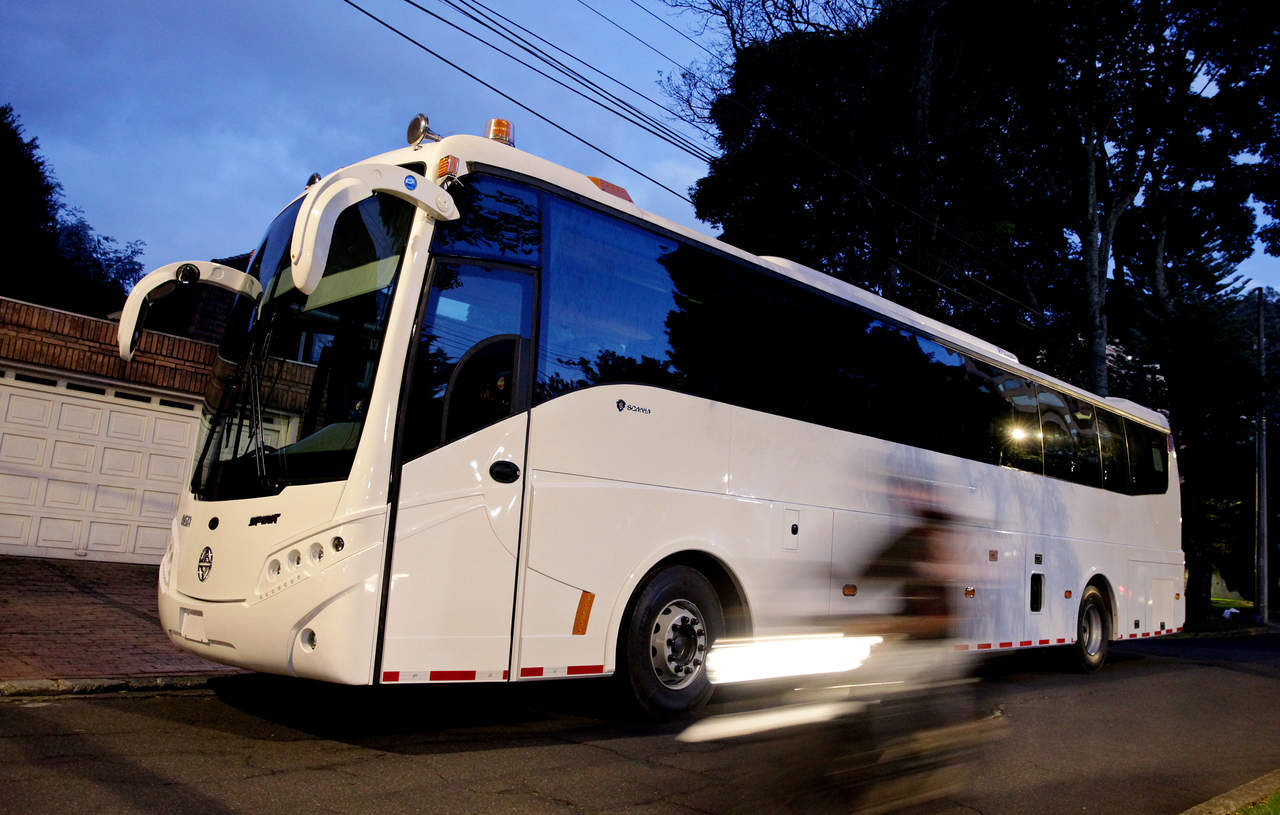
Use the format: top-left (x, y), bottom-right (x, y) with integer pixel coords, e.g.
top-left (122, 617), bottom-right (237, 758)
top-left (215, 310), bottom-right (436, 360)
top-left (1, 633), bottom-right (1277, 815)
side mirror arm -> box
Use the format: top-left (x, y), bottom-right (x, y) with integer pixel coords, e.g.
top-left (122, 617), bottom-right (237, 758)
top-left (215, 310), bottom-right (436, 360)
top-left (117, 261), bottom-right (263, 361)
top-left (289, 163), bottom-right (458, 295)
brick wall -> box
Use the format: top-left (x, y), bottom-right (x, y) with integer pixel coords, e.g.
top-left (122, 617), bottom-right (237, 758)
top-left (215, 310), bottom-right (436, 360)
top-left (0, 297), bottom-right (312, 410)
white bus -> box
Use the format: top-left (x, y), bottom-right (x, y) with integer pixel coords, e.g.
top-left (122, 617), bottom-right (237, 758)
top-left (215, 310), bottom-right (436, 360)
top-left (119, 115), bottom-right (1183, 715)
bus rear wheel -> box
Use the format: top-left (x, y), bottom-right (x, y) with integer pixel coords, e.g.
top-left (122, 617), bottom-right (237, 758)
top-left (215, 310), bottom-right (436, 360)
top-left (620, 565), bottom-right (723, 717)
top-left (1074, 585), bottom-right (1110, 672)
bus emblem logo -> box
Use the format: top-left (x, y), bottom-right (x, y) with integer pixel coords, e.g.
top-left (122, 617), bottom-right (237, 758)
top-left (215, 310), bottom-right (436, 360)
top-left (616, 399), bottom-right (626, 412)
top-left (197, 547), bottom-right (213, 582)
top-left (403, 175), bottom-right (417, 191)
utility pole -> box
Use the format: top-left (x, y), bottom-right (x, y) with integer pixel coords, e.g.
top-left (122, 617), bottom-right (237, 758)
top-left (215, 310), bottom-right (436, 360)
top-left (1258, 289), bottom-right (1270, 625)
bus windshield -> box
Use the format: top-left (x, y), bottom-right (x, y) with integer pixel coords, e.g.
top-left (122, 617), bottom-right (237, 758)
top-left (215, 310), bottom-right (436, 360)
top-left (191, 192), bottom-right (414, 501)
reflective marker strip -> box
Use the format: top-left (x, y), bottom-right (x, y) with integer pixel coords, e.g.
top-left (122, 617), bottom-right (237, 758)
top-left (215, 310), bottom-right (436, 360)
top-left (1056, 638), bottom-right (1066, 643)
top-left (977, 643), bottom-right (993, 650)
top-left (999, 642), bottom-right (1013, 648)
top-left (518, 665), bottom-right (606, 677)
top-left (1038, 639), bottom-right (1050, 645)
top-left (1129, 634), bottom-right (1138, 639)
top-left (1141, 632), bottom-right (1151, 637)
top-left (1019, 640), bottom-right (1032, 647)
top-left (383, 669), bottom-right (508, 682)
top-left (430, 670), bottom-right (476, 681)
top-left (955, 644), bottom-right (970, 651)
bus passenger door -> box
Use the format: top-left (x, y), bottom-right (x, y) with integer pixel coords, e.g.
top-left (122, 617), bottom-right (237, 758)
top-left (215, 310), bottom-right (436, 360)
top-left (380, 261), bottom-right (535, 682)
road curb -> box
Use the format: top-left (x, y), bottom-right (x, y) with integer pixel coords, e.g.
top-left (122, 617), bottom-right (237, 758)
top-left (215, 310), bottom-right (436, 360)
top-left (1165, 625), bottom-right (1279, 640)
top-left (1180, 768), bottom-right (1280, 814)
top-left (0, 674), bottom-right (231, 698)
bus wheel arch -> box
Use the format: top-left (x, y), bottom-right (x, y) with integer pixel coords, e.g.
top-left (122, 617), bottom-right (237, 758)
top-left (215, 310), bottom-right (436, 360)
top-left (648, 551), bottom-right (751, 638)
top-left (613, 551), bottom-right (749, 717)
top-left (1075, 576), bottom-right (1116, 672)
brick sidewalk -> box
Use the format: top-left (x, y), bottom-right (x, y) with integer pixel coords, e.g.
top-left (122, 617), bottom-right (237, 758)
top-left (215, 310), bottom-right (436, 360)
top-left (0, 555), bottom-right (241, 682)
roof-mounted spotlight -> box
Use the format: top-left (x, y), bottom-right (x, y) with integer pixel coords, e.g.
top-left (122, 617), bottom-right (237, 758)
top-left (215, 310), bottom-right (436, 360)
top-left (407, 113), bottom-right (442, 148)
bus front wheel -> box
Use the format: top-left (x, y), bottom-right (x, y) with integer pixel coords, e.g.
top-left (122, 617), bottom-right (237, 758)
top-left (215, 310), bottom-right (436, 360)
top-left (619, 565), bottom-right (724, 717)
top-left (1074, 585), bottom-right (1110, 672)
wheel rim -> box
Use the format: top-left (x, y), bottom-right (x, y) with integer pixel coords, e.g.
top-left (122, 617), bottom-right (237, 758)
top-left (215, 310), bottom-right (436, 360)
top-left (1081, 604), bottom-right (1103, 657)
top-left (648, 598), bottom-right (707, 690)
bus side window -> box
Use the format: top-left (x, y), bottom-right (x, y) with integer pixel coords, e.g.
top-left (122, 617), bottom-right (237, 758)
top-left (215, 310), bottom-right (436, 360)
top-left (1097, 408), bottom-right (1131, 492)
top-left (1037, 387), bottom-right (1074, 481)
top-left (1067, 397), bottom-right (1102, 488)
top-left (983, 366), bottom-right (1041, 473)
top-left (1125, 419), bottom-right (1169, 495)
top-left (1038, 387), bottom-right (1101, 487)
top-left (536, 197), bottom-right (729, 403)
top-left (401, 263), bottom-right (533, 462)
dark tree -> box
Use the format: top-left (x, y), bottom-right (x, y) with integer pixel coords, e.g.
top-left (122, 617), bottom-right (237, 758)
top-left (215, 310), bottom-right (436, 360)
top-left (667, 0), bottom-right (1280, 620)
top-left (0, 104), bottom-right (144, 316)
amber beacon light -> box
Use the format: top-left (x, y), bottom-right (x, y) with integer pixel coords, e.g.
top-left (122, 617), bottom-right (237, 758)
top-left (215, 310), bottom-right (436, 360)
top-left (486, 118), bottom-right (514, 147)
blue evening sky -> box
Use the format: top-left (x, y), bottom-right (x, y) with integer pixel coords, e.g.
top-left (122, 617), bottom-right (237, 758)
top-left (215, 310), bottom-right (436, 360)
top-left (1, 0), bottom-right (715, 269)
top-left (3, 0), bottom-right (1277, 290)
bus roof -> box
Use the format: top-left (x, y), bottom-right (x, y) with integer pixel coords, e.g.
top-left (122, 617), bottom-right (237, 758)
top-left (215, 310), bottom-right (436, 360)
top-left (358, 134), bottom-right (1170, 432)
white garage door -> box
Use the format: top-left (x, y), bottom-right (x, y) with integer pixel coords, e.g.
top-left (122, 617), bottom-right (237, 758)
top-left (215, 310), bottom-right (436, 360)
top-left (0, 365), bottom-right (201, 565)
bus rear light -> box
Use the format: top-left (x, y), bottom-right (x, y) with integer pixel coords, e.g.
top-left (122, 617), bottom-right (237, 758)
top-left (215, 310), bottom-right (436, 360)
top-left (486, 118), bottom-right (514, 146)
top-left (588, 176), bottom-right (633, 202)
top-left (331, 536), bottom-right (345, 552)
top-left (964, 586), bottom-right (975, 599)
top-left (842, 584), bottom-right (858, 597)
top-left (1064, 590), bottom-right (1073, 599)
top-left (267, 559), bottom-right (281, 580)
top-left (437, 155), bottom-right (460, 180)
top-left (309, 542), bottom-right (324, 565)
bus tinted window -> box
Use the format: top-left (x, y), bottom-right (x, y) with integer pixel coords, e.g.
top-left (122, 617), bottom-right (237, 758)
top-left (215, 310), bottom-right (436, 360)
top-left (401, 263), bottom-right (534, 461)
top-left (729, 264), bottom-right (864, 431)
top-left (432, 177), bottom-right (542, 265)
top-left (1039, 388), bottom-right (1101, 487)
top-left (969, 361), bottom-right (1041, 473)
top-left (1126, 419), bottom-right (1170, 495)
top-left (1097, 409), bottom-right (1130, 492)
top-left (536, 197), bottom-right (729, 403)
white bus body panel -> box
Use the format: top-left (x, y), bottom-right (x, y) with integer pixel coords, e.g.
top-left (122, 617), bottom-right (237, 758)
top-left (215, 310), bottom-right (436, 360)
top-left (501, 384), bottom-right (1183, 677)
top-left (157, 481), bottom-right (388, 684)
top-left (380, 414), bottom-right (527, 681)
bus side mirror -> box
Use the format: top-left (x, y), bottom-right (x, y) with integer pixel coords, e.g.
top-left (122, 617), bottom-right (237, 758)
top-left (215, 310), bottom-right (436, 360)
top-left (289, 163), bottom-right (458, 295)
top-left (117, 261), bottom-right (263, 361)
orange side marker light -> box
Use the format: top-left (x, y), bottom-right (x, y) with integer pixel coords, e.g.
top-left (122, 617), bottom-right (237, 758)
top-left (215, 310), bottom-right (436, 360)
top-left (572, 591), bottom-right (595, 636)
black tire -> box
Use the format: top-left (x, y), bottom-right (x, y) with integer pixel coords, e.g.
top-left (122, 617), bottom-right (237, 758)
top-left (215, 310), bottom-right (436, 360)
top-left (618, 565), bottom-right (724, 718)
top-left (1074, 585), bottom-right (1110, 672)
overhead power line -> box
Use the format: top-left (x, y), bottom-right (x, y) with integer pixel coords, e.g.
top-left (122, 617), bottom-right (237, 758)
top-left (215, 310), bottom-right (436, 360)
top-left (395, 0), bottom-right (716, 163)
top-left (626, 0), bottom-right (722, 62)
top-left (340, 0), bottom-right (695, 204)
top-left (449, 0), bottom-right (720, 144)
